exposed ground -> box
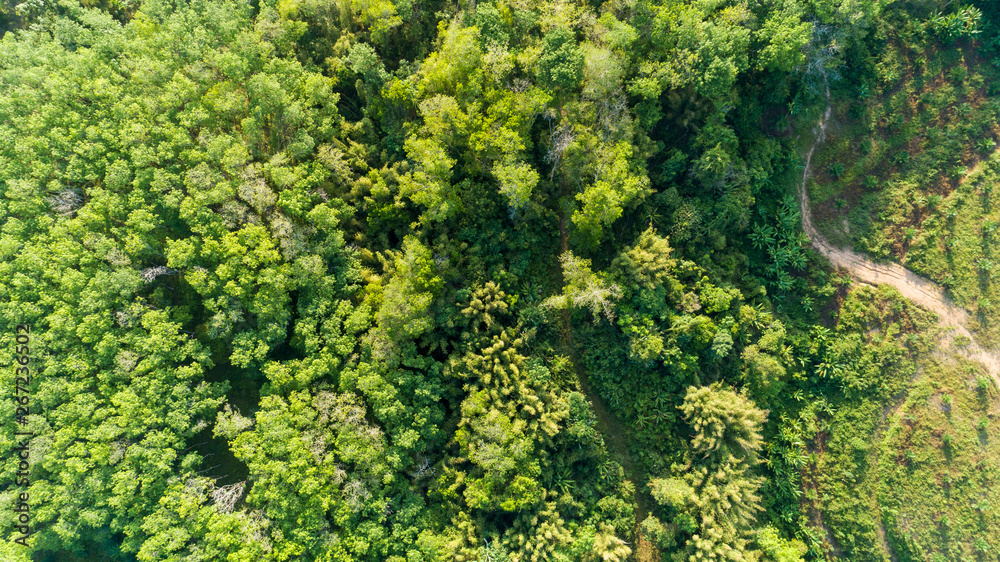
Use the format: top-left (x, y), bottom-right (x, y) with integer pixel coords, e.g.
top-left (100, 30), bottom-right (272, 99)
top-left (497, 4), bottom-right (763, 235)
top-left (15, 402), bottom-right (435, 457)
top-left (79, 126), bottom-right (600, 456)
top-left (799, 82), bottom-right (1000, 385)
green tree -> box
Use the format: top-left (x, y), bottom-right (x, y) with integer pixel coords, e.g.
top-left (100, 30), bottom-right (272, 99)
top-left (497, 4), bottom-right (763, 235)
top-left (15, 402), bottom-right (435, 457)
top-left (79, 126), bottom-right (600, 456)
top-left (572, 141), bottom-right (652, 245)
top-left (680, 383), bottom-right (767, 464)
top-left (643, 383), bottom-right (768, 560)
top-left (543, 252), bottom-right (623, 322)
top-left (536, 27), bottom-right (584, 95)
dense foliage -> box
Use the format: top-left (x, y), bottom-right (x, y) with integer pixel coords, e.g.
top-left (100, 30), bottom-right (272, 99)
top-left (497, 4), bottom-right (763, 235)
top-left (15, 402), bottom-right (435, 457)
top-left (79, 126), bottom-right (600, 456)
top-left (0, 0), bottom-right (995, 560)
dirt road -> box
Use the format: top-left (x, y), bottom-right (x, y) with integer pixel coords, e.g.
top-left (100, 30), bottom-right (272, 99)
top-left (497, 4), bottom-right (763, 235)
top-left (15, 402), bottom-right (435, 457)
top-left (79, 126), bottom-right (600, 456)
top-left (799, 84), bottom-right (1000, 380)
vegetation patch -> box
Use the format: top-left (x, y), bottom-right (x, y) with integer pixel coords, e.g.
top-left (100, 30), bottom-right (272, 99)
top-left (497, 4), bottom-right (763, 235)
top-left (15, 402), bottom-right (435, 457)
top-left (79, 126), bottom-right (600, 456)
top-left (0, 0), bottom-right (997, 560)
top-left (800, 282), bottom-right (1000, 561)
top-left (807, 2), bottom-right (1000, 338)
top-left (875, 354), bottom-right (1000, 560)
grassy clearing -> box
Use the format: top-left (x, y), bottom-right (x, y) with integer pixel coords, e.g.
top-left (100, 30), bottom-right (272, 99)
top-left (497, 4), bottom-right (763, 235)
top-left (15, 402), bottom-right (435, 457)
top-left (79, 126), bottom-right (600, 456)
top-left (800, 284), bottom-right (935, 561)
top-left (801, 283), bottom-right (1000, 561)
top-left (904, 158), bottom-right (1000, 340)
top-left (876, 354), bottom-right (1000, 560)
top-left (804, 12), bottom-right (1000, 339)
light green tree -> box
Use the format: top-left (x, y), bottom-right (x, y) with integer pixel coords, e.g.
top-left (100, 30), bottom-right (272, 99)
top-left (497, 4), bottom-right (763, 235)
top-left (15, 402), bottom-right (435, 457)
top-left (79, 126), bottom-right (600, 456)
top-left (543, 252), bottom-right (623, 322)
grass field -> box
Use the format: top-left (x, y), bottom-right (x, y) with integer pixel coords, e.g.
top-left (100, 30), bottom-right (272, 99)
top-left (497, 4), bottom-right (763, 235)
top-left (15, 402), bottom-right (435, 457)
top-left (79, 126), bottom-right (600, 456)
top-left (798, 283), bottom-right (1000, 561)
top-left (876, 353), bottom-right (1000, 560)
top-left (804, 19), bottom-right (1000, 341)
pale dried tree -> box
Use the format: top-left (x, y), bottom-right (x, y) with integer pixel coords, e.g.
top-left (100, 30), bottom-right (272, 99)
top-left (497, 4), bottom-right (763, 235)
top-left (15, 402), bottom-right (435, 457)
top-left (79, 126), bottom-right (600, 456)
top-left (409, 456), bottom-right (435, 480)
top-left (545, 123), bottom-right (576, 180)
top-left (343, 479), bottom-right (371, 511)
top-left (141, 265), bottom-right (175, 283)
top-left (48, 188), bottom-right (84, 216)
top-left (212, 481), bottom-right (246, 514)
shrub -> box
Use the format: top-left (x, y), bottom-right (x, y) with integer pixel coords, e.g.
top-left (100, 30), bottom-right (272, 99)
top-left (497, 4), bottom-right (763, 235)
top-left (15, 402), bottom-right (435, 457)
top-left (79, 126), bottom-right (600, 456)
top-left (928, 6), bottom-right (982, 42)
top-left (974, 538), bottom-right (991, 554)
top-left (977, 375), bottom-right (991, 393)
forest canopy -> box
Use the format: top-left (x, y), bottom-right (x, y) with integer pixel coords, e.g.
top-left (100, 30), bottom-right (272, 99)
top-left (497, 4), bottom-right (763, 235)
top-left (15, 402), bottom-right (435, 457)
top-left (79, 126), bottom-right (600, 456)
top-left (0, 0), bottom-right (998, 560)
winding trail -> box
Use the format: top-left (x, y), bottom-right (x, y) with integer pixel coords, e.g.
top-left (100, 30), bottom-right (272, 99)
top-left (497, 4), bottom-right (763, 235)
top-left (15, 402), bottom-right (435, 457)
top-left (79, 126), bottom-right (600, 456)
top-left (799, 83), bottom-right (1000, 382)
top-left (557, 216), bottom-right (658, 561)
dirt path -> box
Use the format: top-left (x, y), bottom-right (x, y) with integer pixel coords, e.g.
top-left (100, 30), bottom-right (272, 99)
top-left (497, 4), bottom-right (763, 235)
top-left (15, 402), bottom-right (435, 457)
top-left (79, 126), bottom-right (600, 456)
top-left (799, 82), bottom-right (1000, 385)
top-left (556, 216), bottom-right (658, 561)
